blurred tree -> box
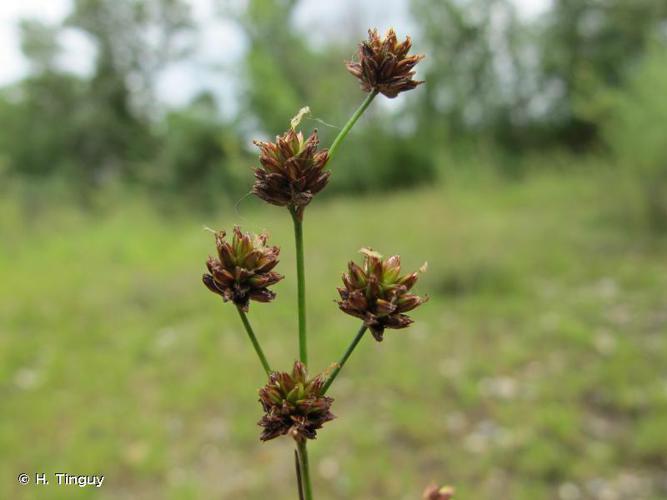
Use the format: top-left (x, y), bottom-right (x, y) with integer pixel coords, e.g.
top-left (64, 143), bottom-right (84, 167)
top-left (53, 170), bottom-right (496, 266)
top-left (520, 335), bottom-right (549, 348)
top-left (67, 0), bottom-right (193, 116)
top-left (602, 43), bottom-right (667, 232)
top-left (227, 0), bottom-right (358, 136)
top-left (0, 21), bottom-right (86, 179)
top-left (6, 0), bottom-right (666, 202)
top-left (410, 0), bottom-right (532, 146)
top-left (65, 0), bottom-right (194, 183)
top-left (539, 0), bottom-right (667, 149)
top-left (0, 0), bottom-right (194, 189)
top-left (233, 0), bottom-right (309, 134)
top-left (19, 19), bottom-right (62, 74)
top-left (154, 92), bottom-right (247, 205)
top-left (411, 0), bottom-right (667, 154)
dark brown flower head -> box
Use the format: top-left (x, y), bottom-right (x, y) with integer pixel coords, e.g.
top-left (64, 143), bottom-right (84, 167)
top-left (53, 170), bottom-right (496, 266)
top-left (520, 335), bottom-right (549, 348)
top-left (252, 124), bottom-right (330, 221)
top-left (346, 28), bottom-right (425, 98)
top-left (423, 483), bottom-right (455, 500)
top-left (258, 361), bottom-right (335, 443)
top-left (337, 248), bottom-right (428, 341)
top-left (202, 226), bottom-right (283, 312)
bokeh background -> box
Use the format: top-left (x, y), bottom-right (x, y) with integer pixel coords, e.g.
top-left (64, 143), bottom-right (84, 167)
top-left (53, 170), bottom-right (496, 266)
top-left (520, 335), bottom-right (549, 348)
top-left (2, 0), bottom-right (667, 499)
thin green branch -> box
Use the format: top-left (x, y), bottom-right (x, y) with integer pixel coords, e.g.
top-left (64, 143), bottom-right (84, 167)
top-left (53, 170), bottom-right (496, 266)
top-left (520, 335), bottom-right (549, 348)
top-left (291, 209), bottom-right (308, 365)
top-left (327, 90), bottom-right (378, 161)
top-left (297, 440), bottom-right (313, 500)
top-left (236, 307), bottom-right (272, 376)
top-left (322, 325), bottom-right (368, 394)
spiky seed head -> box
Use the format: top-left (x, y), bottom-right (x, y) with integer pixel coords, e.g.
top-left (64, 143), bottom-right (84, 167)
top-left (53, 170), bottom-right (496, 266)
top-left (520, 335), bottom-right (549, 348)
top-left (337, 247), bottom-right (428, 341)
top-left (252, 124), bottom-right (330, 220)
top-left (346, 28), bottom-right (425, 98)
top-left (202, 226), bottom-right (283, 311)
top-left (258, 361), bottom-right (335, 443)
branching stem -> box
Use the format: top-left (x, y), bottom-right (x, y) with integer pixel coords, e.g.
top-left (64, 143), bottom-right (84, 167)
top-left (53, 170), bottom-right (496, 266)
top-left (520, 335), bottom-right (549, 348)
top-left (323, 325), bottom-right (368, 394)
top-left (327, 91), bottom-right (378, 161)
top-left (236, 307), bottom-right (272, 376)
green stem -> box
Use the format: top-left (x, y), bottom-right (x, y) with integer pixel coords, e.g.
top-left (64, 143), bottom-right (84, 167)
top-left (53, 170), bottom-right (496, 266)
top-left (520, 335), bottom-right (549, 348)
top-left (327, 90), bottom-right (378, 161)
top-left (291, 209), bottom-right (308, 365)
top-left (297, 440), bottom-right (313, 500)
top-left (236, 307), bottom-right (272, 376)
top-left (287, 92), bottom-right (377, 500)
top-left (322, 325), bottom-right (368, 394)
top-left (294, 450), bottom-right (305, 500)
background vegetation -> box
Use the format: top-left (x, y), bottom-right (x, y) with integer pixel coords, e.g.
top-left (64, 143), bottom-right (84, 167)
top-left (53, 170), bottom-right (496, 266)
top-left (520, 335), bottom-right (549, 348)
top-left (1, 0), bottom-right (666, 498)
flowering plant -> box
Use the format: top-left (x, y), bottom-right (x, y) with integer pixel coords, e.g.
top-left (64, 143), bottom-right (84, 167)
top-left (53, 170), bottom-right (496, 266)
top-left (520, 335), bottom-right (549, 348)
top-left (202, 28), bottom-right (445, 499)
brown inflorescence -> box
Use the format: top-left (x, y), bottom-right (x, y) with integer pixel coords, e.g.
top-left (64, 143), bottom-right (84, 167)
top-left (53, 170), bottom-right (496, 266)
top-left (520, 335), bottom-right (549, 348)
top-left (423, 483), bottom-right (455, 500)
top-left (258, 361), bottom-right (335, 443)
top-left (337, 248), bottom-right (428, 341)
top-left (346, 28), bottom-right (425, 98)
top-left (252, 127), bottom-right (330, 220)
top-left (202, 226), bottom-right (283, 312)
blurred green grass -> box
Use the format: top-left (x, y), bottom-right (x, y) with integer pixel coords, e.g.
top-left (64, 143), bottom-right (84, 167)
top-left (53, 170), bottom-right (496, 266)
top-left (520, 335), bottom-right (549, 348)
top-left (1, 167), bottom-right (666, 499)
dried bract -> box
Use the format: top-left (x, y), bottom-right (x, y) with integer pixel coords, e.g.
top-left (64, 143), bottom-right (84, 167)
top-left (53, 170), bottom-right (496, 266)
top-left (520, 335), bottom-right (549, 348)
top-left (346, 28), bottom-right (425, 98)
top-left (338, 248), bottom-right (428, 341)
top-left (202, 226), bottom-right (283, 312)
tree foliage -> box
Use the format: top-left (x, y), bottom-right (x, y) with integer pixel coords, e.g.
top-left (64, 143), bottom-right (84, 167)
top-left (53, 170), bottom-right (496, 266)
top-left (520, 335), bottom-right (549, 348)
top-left (1, 0), bottom-right (667, 202)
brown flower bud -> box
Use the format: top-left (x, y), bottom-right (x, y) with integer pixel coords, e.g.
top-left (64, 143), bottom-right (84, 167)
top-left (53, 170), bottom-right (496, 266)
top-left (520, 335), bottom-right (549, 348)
top-left (258, 361), bottom-right (335, 443)
top-left (346, 28), bottom-right (425, 98)
top-left (202, 226), bottom-right (283, 312)
top-left (337, 248), bottom-right (428, 341)
top-left (252, 126), bottom-right (330, 220)
top-left (423, 483), bottom-right (455, 500)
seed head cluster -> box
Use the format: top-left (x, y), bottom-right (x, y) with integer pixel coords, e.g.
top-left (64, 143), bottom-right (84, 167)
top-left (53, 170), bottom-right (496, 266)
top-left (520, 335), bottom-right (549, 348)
top-left (202, 226), bottom-right (283, 312)
top-left (258, 361), bottom-right (335, 443)
top-left (346, 28), bottom-right (425, 98)
top-left (252, 128), bottom-right (330, 221)
top-left (338, 248), bottom-right (428, 341)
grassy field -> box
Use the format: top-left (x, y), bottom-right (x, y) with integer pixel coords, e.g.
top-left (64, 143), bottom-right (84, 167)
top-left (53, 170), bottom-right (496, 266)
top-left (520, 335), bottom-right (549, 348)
top-left (1, 167), bottom-right (666, 499)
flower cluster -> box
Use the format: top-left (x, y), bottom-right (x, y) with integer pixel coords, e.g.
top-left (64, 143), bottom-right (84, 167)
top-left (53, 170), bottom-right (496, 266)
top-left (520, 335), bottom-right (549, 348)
top-left (202, 226), bottom-right (283, 312)
top-left (338, 248), bottom-right (428, 341)
top-left (252, 128), bottom-right (330, 220)
top-left (258, 361), bottom-right (335, 443)
top-left (423, 483), bottom-right (455, 500)
top-left (346, 28), bottom-right (425, 98)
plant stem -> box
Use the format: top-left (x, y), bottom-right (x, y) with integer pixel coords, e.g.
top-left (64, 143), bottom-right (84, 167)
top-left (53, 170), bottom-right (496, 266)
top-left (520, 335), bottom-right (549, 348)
top-left (236, 307), bottom-right (272, 376)
top-left (294, 450), bottom-right (305, 500)
top-left (327, 90), bottom-right (378, 161)
top-left (288, 91), bottom-right (378, 500)
top-left (322, 325), bottom-right (368, 394)
top-left (297, 440), bottom-right (313, 500)
top-left (291, 209), bottom-right (308, 365)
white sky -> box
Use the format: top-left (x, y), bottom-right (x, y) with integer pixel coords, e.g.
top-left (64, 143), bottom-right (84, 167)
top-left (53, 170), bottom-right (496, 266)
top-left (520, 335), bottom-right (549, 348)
top-left (0, 0), bottom-right (70, 81)
top-left (0, 0), bottom-right (549, 109)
